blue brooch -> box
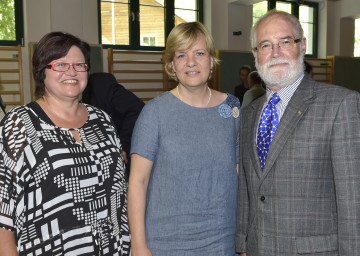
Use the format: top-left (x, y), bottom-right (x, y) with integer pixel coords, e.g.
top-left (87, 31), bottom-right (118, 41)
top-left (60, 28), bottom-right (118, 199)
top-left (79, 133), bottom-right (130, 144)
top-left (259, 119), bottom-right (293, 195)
top-left (218, 95), bottom-right (240, 118)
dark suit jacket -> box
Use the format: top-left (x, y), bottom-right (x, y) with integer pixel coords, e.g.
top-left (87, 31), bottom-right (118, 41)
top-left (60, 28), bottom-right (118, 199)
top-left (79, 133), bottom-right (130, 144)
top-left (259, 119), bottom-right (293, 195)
top-left (236, 75), bottom-right (360, 255)
top-left (83, 72), bottom-right (144, 156)
top-left (234, 83), bottom-right (248, 106)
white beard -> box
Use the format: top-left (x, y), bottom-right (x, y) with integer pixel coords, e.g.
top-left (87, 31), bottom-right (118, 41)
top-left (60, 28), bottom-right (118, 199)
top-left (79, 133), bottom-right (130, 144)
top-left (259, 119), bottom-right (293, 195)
top-left (255, 53), bottom-right (305, 89)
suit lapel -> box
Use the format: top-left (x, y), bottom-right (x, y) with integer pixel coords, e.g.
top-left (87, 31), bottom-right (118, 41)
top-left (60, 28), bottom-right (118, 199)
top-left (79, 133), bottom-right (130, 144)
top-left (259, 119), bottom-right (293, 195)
top-left (261, 76), bottom-right (316, 176)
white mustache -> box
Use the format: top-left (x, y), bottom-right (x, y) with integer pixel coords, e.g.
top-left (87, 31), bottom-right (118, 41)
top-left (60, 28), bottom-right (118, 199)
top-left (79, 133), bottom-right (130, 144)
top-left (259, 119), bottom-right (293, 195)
top-left (265, 58), bottom-right (290, 68)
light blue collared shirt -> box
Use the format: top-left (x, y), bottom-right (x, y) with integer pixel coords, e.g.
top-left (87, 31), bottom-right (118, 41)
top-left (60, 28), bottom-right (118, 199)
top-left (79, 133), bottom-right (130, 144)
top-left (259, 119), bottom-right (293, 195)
top-left (264, 74), bottom-right (304, 121)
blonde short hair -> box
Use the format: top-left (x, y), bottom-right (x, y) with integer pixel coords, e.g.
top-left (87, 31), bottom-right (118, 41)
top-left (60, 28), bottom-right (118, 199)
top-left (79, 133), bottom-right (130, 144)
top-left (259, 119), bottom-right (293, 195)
top-left (163, 21), bottom-right (220, 81)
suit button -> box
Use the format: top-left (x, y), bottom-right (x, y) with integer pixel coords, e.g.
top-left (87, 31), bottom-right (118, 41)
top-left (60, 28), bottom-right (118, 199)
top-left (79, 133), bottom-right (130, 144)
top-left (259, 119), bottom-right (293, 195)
top-left (260, 195), bottom-right (266, 201)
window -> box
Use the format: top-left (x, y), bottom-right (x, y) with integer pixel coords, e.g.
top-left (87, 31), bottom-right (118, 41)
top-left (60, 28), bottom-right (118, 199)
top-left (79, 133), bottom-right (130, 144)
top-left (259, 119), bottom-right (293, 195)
top-left (276, 1), bottom-right (291, 13)
top-left (299, 5), bottom-right (315, 56)
top-left (252, 0), bottom-right (318, 57)
top-left (142, 35), bottom-right (157, 46)
top-left (99, 0), bottom-right (203, 50)
top-left (0, 0), bottom-right (24, 46)
top-left (355, 19), bottom-right (360, 57)
top-left (253, 1), bottom-right (268, 25)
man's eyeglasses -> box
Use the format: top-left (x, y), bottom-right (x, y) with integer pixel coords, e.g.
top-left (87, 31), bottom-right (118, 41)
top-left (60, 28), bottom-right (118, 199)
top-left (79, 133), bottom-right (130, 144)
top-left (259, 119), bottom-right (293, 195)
top-left (253, 38), bottom-right (302, 54)
top-left (46, 62), bottom-right (90, 72)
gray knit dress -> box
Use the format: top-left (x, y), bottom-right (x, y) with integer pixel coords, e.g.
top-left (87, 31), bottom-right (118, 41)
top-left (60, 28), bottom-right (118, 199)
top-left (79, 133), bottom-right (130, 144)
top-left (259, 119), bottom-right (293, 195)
top-left (131, 92), bottom-right (240, 256)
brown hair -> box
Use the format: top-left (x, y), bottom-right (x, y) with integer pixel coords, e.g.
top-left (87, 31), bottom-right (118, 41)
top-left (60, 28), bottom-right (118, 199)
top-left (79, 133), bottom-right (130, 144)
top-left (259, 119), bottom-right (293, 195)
top-left (32, 32), bottom-right (90, 98)
top-left (248, 71), bottom-right (262, 85)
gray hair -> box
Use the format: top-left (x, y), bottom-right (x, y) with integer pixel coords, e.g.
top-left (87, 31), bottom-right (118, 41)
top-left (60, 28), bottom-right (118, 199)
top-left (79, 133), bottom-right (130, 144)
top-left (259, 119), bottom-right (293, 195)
top-left (250, 10), bottom-right (304, 48)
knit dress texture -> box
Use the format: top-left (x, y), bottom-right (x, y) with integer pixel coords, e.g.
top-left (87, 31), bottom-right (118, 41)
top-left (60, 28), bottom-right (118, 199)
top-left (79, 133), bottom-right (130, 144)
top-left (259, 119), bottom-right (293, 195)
top-left (131, 92), bottom-right (240, 256)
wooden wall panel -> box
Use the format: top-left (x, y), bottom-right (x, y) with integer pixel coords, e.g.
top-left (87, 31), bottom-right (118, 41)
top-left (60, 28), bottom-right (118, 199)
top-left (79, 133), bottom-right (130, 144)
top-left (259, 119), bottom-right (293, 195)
top-left (0, 46), bottom-right (23, 113)
top-left (108, 48), bottom-right (176, 102)
top-left (305, 57), bottom-right (334, 84)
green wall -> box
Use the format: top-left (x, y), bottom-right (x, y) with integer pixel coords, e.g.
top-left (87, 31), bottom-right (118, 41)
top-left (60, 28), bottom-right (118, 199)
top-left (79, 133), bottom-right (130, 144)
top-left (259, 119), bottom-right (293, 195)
top-left (216, 50), bottom-right (255, 94)
top-left (333, 56), bottom-right (360, 92)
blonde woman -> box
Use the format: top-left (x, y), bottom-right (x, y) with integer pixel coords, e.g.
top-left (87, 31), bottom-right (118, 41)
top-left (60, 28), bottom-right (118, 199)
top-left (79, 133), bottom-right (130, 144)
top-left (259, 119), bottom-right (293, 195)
top-left (128, 22), bottom-right (240, 256)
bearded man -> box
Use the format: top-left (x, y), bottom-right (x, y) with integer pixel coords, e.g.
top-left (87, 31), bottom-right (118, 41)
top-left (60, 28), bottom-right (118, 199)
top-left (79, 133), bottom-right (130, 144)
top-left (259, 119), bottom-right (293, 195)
top-left (235, 10), bottom-right (360, 256)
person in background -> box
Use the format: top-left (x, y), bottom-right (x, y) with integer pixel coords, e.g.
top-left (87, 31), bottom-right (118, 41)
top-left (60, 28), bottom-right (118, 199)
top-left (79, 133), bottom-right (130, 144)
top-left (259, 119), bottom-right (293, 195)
top-left (82, 72), bottom-right (145, 180)
top-left (241, 70), bottom-right (265, 107)
top-left (234, 65), bottom-right (251, 105)
top-left (304, 60), bottom-right (313, 76)
top-left (0, 32), bottom-right (130, 256)
top-left (128, 21), bottom-right (240, 256)
top-left (236, 10), bottom-right (360, 256)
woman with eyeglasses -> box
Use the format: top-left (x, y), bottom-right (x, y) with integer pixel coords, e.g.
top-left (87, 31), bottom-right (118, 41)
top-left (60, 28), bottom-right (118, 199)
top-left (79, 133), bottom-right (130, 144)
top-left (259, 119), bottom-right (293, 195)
top-left (0, 32), bottom-right (130, 255)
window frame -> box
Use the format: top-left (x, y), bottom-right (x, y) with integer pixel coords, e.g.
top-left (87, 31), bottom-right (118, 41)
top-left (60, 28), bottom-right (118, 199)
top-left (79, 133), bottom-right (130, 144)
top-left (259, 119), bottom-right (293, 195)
top-left (98, 0), bottom-right (203, 51)
top-left (0, 0), bottom-right (24, 46)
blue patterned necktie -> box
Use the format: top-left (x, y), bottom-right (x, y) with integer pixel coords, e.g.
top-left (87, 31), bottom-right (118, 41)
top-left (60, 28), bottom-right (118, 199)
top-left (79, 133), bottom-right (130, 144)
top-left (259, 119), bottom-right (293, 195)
top-left (257, 93), bottom-right (280, 169)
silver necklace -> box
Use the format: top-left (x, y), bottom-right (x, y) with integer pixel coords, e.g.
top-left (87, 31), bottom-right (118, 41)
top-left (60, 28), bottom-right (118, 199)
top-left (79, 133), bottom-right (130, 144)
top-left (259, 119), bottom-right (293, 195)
top-left (176, 86), bottom-right (212, 107)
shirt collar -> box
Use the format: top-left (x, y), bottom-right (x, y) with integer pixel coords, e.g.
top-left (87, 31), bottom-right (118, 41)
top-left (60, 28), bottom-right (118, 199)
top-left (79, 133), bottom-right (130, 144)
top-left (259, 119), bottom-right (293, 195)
top-left (265, 74), bottom-right (304, 105)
